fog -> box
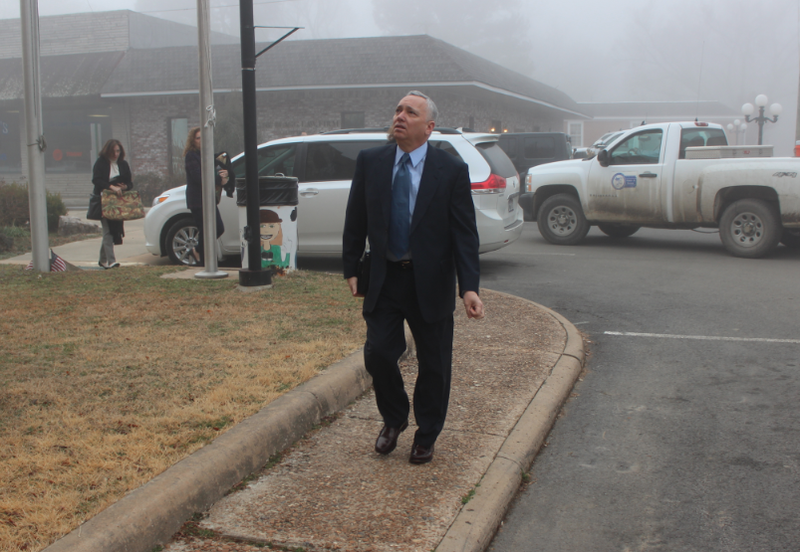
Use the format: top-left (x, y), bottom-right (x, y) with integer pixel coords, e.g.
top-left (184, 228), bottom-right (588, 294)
top-left (3, 0), bottom-right (799, 152)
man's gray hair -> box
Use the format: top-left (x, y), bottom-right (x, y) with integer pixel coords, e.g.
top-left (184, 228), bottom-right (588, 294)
top-left (407, 90), bottom-right (438, 123)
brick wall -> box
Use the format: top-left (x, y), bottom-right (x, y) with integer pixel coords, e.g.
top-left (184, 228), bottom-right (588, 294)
top-left (9, 87), bottom-right (569, 208)
top-left (128, 95), bottom-right (198, 177)
top-left (122, 87), bottom-right (567, 177)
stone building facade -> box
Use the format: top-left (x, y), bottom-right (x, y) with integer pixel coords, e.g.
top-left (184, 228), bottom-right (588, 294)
top-left (1, 10), bottom-right (588, 208)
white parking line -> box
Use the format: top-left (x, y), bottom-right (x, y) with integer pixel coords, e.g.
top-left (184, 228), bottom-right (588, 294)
top-left (604, 331), bottom-right (800, 344)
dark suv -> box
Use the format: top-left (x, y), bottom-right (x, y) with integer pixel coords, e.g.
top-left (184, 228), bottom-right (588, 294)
top-left (497, 132), bottom-right (573, 220)
top-left (497, 132), bottom-right (573, 174)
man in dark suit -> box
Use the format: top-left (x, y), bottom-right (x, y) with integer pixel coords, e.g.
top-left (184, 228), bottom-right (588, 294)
top-left (342, 91), bottom-right (484, 464)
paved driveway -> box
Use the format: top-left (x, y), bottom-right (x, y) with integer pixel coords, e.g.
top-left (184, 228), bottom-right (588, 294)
top-left (483, 224), bottom-right (800, 552)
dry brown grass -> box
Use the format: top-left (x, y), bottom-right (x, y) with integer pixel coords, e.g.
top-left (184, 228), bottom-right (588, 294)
top-left (0, 265), bottom-right (365, 551)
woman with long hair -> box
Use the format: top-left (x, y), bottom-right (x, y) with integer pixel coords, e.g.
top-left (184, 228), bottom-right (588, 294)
top-left (91, 139), bottom-right (132, 269)
top-left (184, 127), bottom-right (227, 265)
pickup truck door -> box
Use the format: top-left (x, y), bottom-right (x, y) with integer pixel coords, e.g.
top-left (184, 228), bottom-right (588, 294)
top-left (586, 128), bottom-right (666, 223)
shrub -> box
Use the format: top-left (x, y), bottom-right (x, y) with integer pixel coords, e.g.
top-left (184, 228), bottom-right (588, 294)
top-left (0, 181), bottom-right (29, 227)
top-left (135, 172), bottom-right (184, 206)
top-left (0, 226), bottom-right (28, 253)
top-left (0, 179), bottom-right (68, 232)
top-left (46, 191), bottom-right (67, 231)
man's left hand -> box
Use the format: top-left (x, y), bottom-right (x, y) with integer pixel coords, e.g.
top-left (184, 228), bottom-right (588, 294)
top-left (463, 291), bottom-right (484, 319)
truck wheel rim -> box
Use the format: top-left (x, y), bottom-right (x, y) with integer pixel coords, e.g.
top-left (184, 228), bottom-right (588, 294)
top-left (173, 227), bottom-right (200, 264)
top-left (730, 212), bottom-right (764, 248)
top-left (547, 206), bottom-right (577, 235)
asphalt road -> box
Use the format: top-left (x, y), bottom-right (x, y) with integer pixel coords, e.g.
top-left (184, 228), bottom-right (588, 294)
top-left (483, 223), bottom-right (800, 552)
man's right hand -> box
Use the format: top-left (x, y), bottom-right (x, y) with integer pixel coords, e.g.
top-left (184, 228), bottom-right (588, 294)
top-left (347, 276), bottom-right (364, 297)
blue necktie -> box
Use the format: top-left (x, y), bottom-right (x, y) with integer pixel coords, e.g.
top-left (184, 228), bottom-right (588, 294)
top-left (389, 153), bottom-right (411, 259)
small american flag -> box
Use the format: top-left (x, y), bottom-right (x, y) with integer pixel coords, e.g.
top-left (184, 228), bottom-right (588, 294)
top-left (25, 249), bottom-right (67, 272)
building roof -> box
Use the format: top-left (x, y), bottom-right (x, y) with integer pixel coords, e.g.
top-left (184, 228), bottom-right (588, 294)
top-left (0, 51), bottom-right (125, 100)
top-left (578, 100), bottom-right (739, 120)
top-left (100, 35), bottom-right (587, 117)
top-left (0, 10), bottom-right (237, 60)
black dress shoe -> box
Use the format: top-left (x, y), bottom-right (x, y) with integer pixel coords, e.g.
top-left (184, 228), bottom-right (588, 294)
top-left (409, 443), bottom-right (434, 464)
top-left (374, 421), bottom-right (408, 455)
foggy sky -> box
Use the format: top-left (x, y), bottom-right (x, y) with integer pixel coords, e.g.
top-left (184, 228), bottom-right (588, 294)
top-left (4, 0), bottom-right (799, 153)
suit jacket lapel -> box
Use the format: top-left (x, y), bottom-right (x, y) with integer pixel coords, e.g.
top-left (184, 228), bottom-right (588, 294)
top-left (410, 146), bottom-right (442, 235)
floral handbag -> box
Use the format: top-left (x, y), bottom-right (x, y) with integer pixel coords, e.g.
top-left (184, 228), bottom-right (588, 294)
top-left (101, 190), bottom-right (145, 221)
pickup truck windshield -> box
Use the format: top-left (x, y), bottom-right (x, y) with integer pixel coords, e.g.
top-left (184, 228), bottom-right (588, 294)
top-left (608, 129), bottom-right (663, 165)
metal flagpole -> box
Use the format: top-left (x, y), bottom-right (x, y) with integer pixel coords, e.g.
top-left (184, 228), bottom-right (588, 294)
top-left (195, 0), bottom-right (227, 279)
top-left (20, 0), bottom-right (49, 272)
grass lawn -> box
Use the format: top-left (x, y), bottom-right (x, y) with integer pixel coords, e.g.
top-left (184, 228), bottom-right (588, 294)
top-left (0, 227), bottom-right (102, 261)
top-left (0, 264), bottom-right (365, 552)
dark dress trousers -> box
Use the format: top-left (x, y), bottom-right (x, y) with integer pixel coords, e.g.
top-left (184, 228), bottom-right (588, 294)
top-left (343, 143), bottom-right (480, 447)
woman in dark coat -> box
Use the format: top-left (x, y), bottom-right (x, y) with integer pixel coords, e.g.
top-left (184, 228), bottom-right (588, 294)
top-left (91, 139), bottom-right (132, 269)
top-left (184, 127), bottom-right (227, 265)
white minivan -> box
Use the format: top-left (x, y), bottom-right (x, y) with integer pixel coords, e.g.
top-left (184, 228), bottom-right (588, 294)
top-left (144, 129), bottom-right (524, 265)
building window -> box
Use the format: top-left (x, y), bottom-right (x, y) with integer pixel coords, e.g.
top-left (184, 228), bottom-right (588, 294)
top-left (44, 108), bottom-right (111, 174)
top-left (169, 118), bottom-right (189, 177)
top-left (0, 110), bottom-right (22, 174)
top-left (341, 112), bottom-right (365, 129)
top-left (567, 121), bottom-right (583, 147)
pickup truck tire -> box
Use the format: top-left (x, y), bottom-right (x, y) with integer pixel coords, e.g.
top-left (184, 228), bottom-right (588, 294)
top-left (719, 199), bottom-right (781, 258)
top-left (165, 217), bottom-right (200, 266)
top-left (780, 229), bottom-right (800, 249)
top-left (597, 223), bottom-right (641, 238)
top-left (537, 194), bottom-right (590, 245)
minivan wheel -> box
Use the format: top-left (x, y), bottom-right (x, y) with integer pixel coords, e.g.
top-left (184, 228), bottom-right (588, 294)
top-left (165, 217), bottom-right (200, 266)
top-left (718, 199), bottom-right (781, 258)
top-left (537, 193), bottom-right (590, 245)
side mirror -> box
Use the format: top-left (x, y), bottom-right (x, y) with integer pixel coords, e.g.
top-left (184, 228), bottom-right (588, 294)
top-left (597, 149), bottom-right (609, 167)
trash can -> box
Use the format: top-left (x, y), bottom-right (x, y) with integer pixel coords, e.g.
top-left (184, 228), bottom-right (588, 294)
top-left (236, 175), bottom-right (299, 274)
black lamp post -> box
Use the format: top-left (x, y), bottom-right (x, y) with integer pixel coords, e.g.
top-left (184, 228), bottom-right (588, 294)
top-left (742, 94), bottom-right (782, 145)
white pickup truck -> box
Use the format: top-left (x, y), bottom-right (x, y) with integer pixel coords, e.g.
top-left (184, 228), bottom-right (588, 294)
top-left (523, 121), bottom-right (800, 258)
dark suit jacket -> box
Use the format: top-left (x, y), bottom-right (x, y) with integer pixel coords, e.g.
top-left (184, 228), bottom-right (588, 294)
top-left (342, 143), bottom-right (480, 323)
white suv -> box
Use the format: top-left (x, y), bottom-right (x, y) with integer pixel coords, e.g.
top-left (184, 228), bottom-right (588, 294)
top-left (144, 129), bottom-right (524, 265)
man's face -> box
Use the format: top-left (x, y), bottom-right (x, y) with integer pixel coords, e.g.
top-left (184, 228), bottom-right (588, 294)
top-left (390, 95), bottom-right (435, 152)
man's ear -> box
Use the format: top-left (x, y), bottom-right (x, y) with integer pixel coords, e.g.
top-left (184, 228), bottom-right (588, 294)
top-left (425, 120), bottom-right (435, 135)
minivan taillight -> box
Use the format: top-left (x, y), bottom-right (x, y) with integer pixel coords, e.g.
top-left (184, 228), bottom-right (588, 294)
top-left (471, 174), bottom-right (507, 194)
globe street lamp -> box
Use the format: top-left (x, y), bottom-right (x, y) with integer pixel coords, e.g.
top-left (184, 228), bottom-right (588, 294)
top-left (726, 119), bottom-right (748, 145)
top-left (741, 94), bottom-right (782, 145)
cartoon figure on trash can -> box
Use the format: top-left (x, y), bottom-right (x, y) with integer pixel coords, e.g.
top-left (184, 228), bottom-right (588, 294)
top-left (259, 208), bottom-right (295, 271)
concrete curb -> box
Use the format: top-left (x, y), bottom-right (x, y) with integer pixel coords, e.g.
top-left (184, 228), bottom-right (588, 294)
top-left (43, 346), bottom-right (379, 552)
top-left (435, 295), bottom-right (585, 552)
top-left (41, 292), bottom-right (581, 552)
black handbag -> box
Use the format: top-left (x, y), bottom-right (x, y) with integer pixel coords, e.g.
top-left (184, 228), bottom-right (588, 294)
top-left (87, 193), bottom-right (102, 221)
top-left (356, 252), bottom-right (371, 296)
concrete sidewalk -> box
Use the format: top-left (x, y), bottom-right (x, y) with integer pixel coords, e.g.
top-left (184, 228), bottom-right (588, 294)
top-left (0, 211), bottom-right (169, 269)
top-left (43, 286), bottom-right (583, 552)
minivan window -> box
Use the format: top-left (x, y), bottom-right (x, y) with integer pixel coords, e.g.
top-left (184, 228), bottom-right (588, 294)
top-left (429, 141), bottom-right (465, 163)
top-left (232, 143), bottom-right (297, 179)
top-left (476, 142), bottom-right (517, 178)
top-left (305, 141), bottom-right (376, 182)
